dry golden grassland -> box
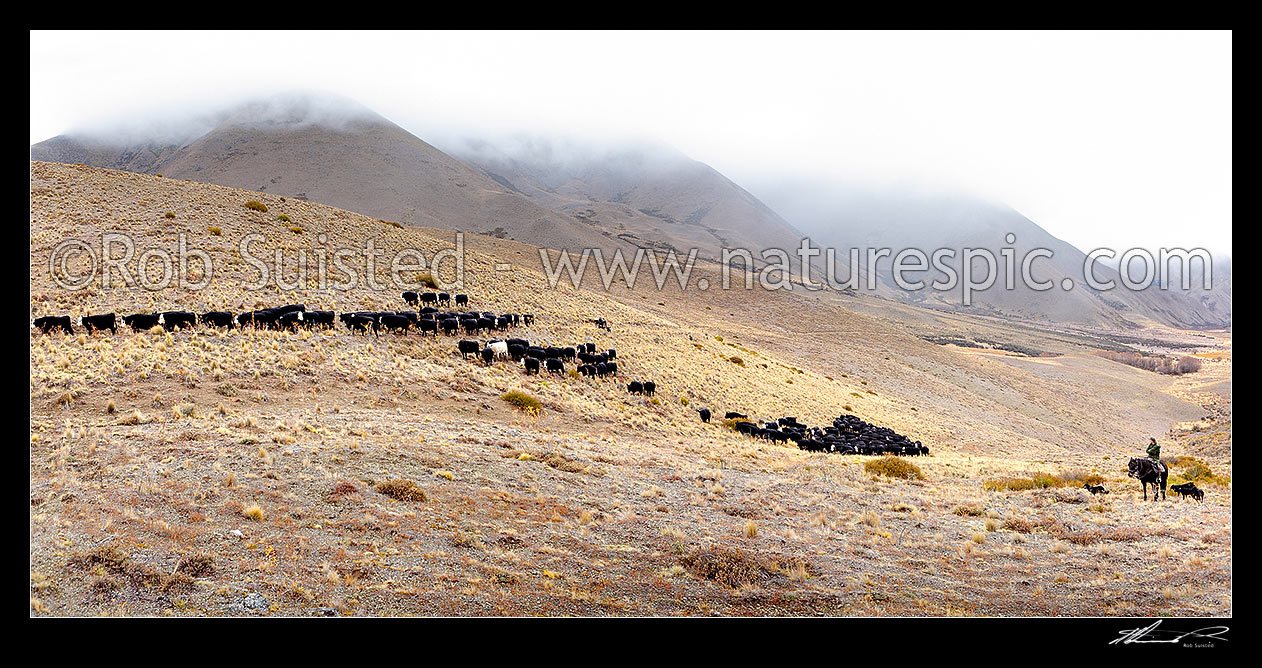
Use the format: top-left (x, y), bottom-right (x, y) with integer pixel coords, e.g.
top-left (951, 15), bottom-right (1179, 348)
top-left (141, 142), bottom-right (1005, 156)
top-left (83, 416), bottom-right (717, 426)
top-left (30, 163), bottom-right (1230, 616)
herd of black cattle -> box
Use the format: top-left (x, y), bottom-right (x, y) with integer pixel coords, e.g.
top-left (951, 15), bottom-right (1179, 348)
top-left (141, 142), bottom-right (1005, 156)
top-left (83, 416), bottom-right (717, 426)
top-left (703, 410), bottom-right (929, 457)
top-left (34, 291), bottom-right (927, 459)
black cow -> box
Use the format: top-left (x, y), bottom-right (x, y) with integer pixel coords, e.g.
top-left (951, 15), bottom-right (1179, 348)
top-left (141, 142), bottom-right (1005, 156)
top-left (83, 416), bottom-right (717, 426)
top-left (698, 408), bottom-right (711, 423)
top-left (79, 313), bottom-right (116, 334)
top-left (420, 292), bottom-right (438, 305)
top-left (417, 319), bottom-right (438, 336)
top-left (438, 292), bottom-right (451, 306)
top-left (508, 344), bottom-right (528, 361)
top-left (523, 356), bottom-right (541, 375)
top-left (377, 314), bottom-right (410, 333)
top-left (545, 358), bottom-right (565, 374)
top-left (628, 381), bottom-right (643, 395)
top-left (159, 311), bottom-right (197, 331)
top-left (458, 340), bottom-right (480, 359)
top-left (200, 311), bottom-right (235, 329)
top-left (481, 347), bottom-right (495, 365)
top-left (607, 349), bottom-right (617, 360)
top-left (523, 314), bottom-right (535, 326)
top-left (277, 311), bottom-right (304, 330)
top-left (341, 313), bottom-right (378, 335)
top-left (725, 412), bottom-right (747, 420)
top-left (123, 313), bottom-right (161, 331)
top-left (33, 316), bottom-right (72, 335)
top-left (455, 294), bottom-right (468, 306)
top-left (403, 291), bottom-right (419, 305)
top-left (643, 381), bottom-right (656, 397)
top-left (236, 309), bottom-right (278, 329)
top-left (303, 310), bottom-right (336, 330)
top-left (440, 318), bottom-right (459, 335)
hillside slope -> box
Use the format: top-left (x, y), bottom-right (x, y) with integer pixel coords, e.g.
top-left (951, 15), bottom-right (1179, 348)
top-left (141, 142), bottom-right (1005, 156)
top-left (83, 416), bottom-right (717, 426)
top-left (29, 162), bottom-right (1231, 617)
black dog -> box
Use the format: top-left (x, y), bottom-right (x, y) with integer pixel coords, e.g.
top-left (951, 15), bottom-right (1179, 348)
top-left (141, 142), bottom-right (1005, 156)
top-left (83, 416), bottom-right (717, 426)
top-left (1083, 483), bottom-right (1110, 495)
top-left (1170, 482), bottom-right (1205, 502)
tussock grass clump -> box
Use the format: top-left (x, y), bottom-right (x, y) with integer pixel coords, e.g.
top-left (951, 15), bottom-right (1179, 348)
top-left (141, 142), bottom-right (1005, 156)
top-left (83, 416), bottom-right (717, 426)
top-left (328, 480), bottom-right (359, 500)
top-left (176, 554), bottom-right (215, 577)
top-left (502, 390), bottom-right (542, 415)
top-left (1168, 456), bottom-right (1231, 486)
top-left (164, 211), bottom-right (175, 219)
top-left (681, 544), bottom-right (815, 588)
top-left (953, 505), bottom-right (986, 517)
top-left (277, 214), bottom-right (291, 222)
top-left (70, 545), bottom-right (130, 573)
top-left (864, 456), bottom-right (925, 480)
top-left (208, 226), bottom-right (222, 236)
top-left (376, 478), bottom-right (427, 502)
top-left (984, 470), bottom-right (1080, 492)
top-left (243, 503), bottom-right (265, 521)
top-left (382, 219), bottom-right (403, 229)
top-left (681, 545), bottom-right (765, 589)
top-left (728, 356), bottom-right (744, 366)
top-left (289, 226), bottom-right (303, 234)
top-left (721, 417), bottom-right (751, 431)
top-left (244, 200), bottom-right (268, 212)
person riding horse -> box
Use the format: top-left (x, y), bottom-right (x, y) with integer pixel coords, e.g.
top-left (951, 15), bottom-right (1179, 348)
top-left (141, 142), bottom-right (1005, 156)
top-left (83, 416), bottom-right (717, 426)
top-left (1129, 437), bottom-right (1169, 501)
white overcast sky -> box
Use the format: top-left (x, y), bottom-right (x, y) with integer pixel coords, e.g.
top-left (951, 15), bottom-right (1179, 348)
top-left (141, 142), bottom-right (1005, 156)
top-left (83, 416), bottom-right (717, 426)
top-left (30, 30), bottom-right (1232, 255)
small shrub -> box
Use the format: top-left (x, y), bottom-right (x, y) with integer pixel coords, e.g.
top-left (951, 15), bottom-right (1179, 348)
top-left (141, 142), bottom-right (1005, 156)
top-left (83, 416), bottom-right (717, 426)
top-left (243, 503), bottom-right (265, 521)
top-left (244, 200), bottom-right (268, 212)
top-left (208, 226), bottom-right (223, 236)
top-left (376, 478), bottom-right (427, 502)
top-left (164, 211), bottom-right (175, 219)
top-left (175, 554), bottom-right (215, 578)
top-left (953, 505), bottom-right (986, 517)
top-left (729, 356), bottom-right (744, 366)
top-left (680, 396), bottom-right (689, 406)
top-left (416, 271), bottom-right (439, 289)
top-left (502, 391), bottom-right (542, 415)
top-left (289, 226), bottom-right (303, 234)
top-left (277, 214), bottom-right (291, 222)
top-left (864, 456), bottom-right (925, 480)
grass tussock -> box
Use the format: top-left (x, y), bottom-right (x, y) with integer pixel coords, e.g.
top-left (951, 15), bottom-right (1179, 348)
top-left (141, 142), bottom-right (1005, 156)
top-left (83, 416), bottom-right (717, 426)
top-left (983, 468), bottom-right (1102, 492)
top-left (502, 390), bottom-right (542, 415)
top-left (376, 478), bottom-right (428, 502)
top-left (1167, 456), bottom-right (1231, 486)
top-left (680, 544), bottom-right (815, 589)
top-left (244, 200), bottom-right (268, 213)
top-left (864, 456), bottom-right (925, 480)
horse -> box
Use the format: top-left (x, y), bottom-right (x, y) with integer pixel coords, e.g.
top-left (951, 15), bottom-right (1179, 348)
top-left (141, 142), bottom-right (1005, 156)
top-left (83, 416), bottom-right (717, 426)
top-left (1127, 457), bottom-right (1168, 501)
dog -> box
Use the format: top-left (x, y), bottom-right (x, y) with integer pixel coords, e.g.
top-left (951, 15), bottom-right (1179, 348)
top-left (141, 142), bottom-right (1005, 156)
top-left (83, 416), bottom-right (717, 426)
top-left (1083, 483), bottom-right (1110, 495)
top-left (1170, 482), bottom-right (1205, 502)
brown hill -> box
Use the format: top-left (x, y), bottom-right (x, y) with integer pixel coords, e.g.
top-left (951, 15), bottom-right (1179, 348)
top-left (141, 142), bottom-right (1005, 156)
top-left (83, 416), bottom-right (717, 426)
top-left (452, 137), bottom-right (810, 270)
top-left (31, 94), bottom-right (624, 254)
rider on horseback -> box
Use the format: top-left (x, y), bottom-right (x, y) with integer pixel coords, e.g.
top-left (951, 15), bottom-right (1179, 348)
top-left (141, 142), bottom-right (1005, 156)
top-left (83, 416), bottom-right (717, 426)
top-left (1146, 437), bottom-right (1161, 463)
